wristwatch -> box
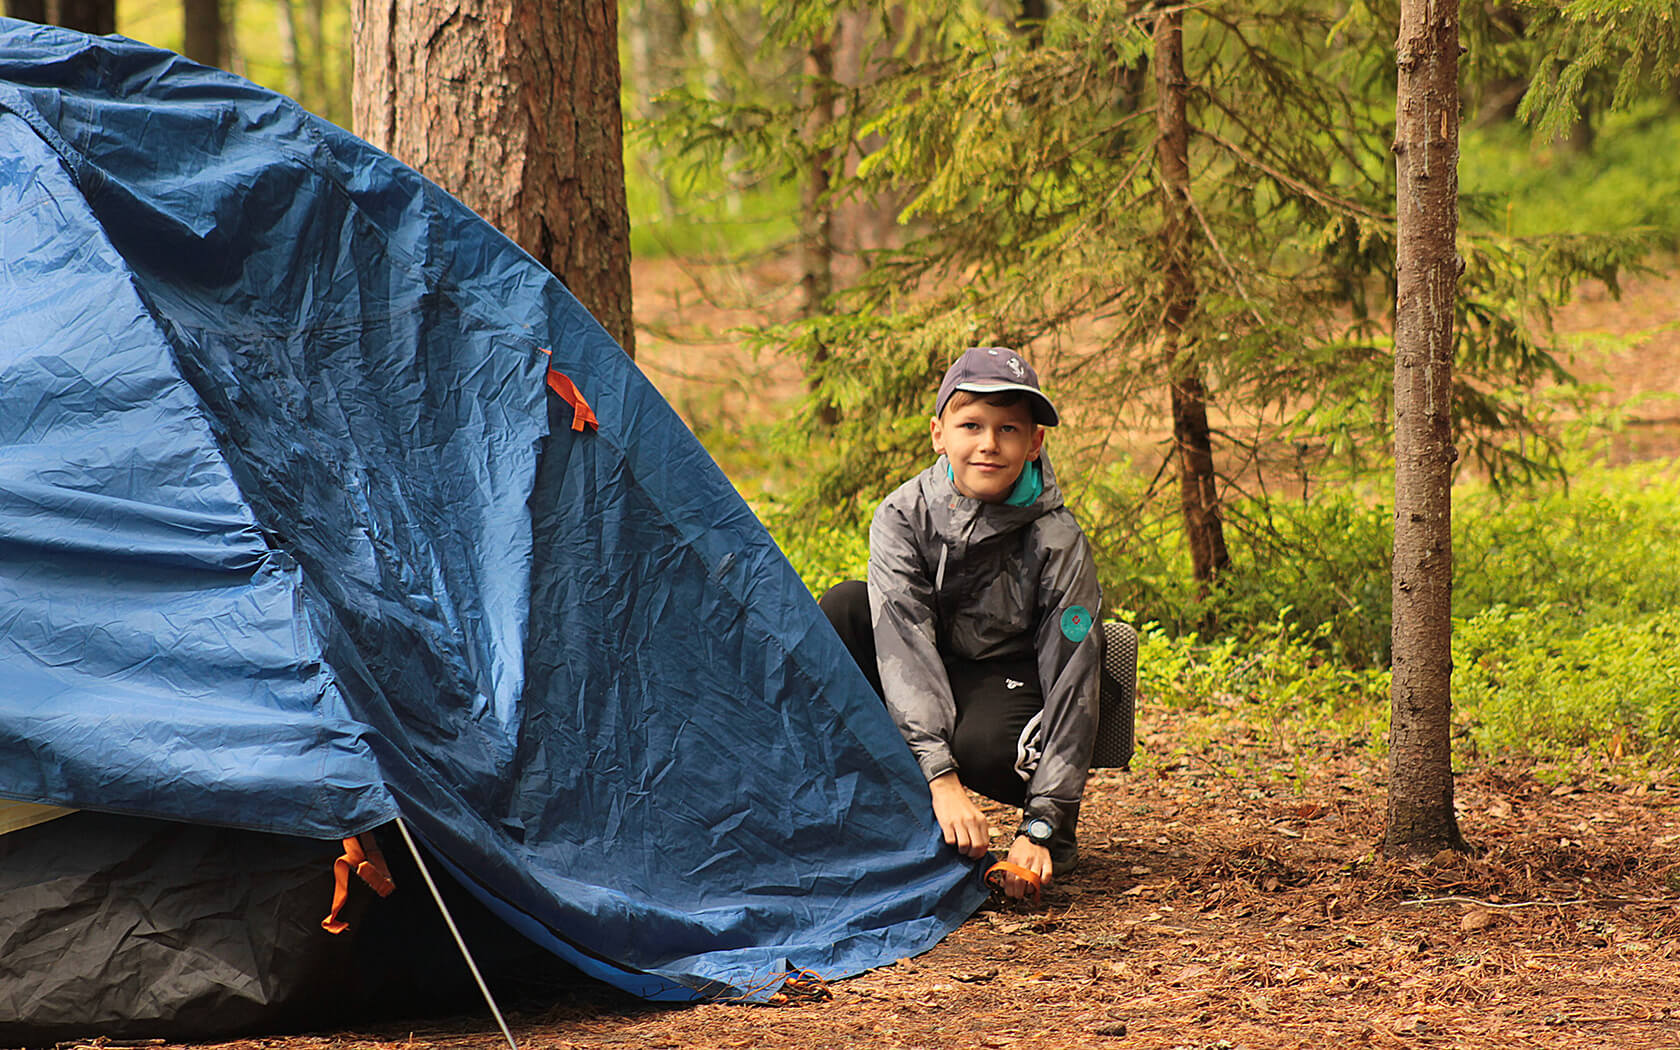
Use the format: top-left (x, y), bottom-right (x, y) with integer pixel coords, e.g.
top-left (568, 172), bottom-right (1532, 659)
top-left (1018, 816), bottom-right (1054, 846)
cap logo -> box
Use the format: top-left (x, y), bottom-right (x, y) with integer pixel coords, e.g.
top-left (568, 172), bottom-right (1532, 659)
top-left (1007, 357), bottom-right (1025, 380)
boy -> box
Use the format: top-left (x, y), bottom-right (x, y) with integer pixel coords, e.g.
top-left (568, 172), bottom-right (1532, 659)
top-left (821, 347), bottom-right (1101, 901)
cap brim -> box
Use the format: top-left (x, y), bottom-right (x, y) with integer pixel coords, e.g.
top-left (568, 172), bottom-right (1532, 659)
top-left (953, 382), bottom-right (1060, 426)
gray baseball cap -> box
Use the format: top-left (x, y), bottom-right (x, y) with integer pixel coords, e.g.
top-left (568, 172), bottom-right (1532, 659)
top-left (933, 347), bottom-right (1059, 426)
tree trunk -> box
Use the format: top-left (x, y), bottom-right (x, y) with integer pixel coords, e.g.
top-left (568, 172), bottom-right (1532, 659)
top-left (275, 0), bottom-right (303, 99)
top-left (49, 0), bottom-right (114, 34)
top-left (352, 0), bottom-right (637, 358)
top-left (4, 0), bottom-right (47, 23)
top-left (1016, 0), bottom-right (1047, 48)
top-left (1388, 0), bottom-right (1466, 858)
top-left (1153, 5), bottom-right (1229, 589)
top-left (801, 30), bottom-right (839, 428)
top-left (183, 0), bottom-right (224, 67)
top-left (302, 0), bottom-right (330, 115)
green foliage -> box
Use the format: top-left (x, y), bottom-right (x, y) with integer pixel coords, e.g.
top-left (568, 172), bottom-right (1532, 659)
top-left (623, 156), bottom-right (800, 260)
top-left (1462, 104), bottom-right (1680, 244)
top-left (769, 517), bottom-right (869, 599)
top-left (1514, 0), bottom-right (1680, 145)
top-left (1455, 459), bottom-right (1680, 621)
top-left (1456, 606), bottom-right (1680, 760)
top-left (1138, 615), bottom-right (1390, 717)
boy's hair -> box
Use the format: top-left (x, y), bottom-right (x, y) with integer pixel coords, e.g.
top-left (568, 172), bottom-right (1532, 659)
top-left (940, 389), bottom-right (1030, 418)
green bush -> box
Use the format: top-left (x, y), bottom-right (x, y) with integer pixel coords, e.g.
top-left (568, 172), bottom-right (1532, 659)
top-left (1455, 605), bottom-right (1680, 759)
top-left (1455, 461), bottom-right (1680, 622)
top-left (1137, 615), bottom-right (1390, 724)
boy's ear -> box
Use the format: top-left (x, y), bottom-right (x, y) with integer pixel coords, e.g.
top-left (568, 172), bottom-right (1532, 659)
top-left (1028, 425), bottom-right (1045, 461)
top-left (930, 415), bottom-right (946, 456)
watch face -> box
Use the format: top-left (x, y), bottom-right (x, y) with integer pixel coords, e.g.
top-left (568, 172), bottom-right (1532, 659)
top-left (1024, 817), bottom-right (1054, 843)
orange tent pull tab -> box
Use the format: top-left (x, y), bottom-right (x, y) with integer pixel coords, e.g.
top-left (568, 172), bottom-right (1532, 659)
top-left (544, 367), bottom-right (598, 432)
top-left (321, 833), bottom-right (397, 935)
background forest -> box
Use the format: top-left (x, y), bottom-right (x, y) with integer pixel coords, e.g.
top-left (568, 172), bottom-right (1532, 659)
top-left (46, 0), bottom-right (1680, 780)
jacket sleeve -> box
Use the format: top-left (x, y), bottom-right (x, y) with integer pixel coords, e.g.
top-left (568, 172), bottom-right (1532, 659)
top-left (1022, 514), bottom-right (1102, 833)
top-left (867, 497), bottom-right (960, 783)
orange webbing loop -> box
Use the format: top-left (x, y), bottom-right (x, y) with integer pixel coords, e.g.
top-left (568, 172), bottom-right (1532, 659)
top-left (984, 860), bottom-right (1044, 902)
top-left (544, 368), bottom-right (598, 432)
top-left (321, 833), bottom-right (397, 934)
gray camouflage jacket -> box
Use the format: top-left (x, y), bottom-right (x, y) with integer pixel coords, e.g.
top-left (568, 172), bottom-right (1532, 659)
top-left (867, 453), bottom-right (1101, 834)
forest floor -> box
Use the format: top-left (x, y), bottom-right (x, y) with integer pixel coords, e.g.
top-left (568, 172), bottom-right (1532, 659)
top-left (92, 263), bottom-right (1680, 1050)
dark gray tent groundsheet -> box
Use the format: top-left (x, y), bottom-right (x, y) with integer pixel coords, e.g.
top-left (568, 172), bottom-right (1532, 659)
top-left (0, 18), bottom-right (987, 1038)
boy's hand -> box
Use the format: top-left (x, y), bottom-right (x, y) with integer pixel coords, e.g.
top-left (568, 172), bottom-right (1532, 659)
top-left (928, 773), bottom-right (991, 859)
top-left (1001, 836), bottom-right (1053, 899)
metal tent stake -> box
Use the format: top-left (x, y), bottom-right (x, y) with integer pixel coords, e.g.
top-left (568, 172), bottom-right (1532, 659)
top-left (394, 817), bottom-right (519, 1050)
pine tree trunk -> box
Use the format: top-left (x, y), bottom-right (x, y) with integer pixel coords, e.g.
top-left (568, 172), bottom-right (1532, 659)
top-left (1153, 6), bottom-right (1229, 589)
top-left (802, 30), bottom-right (839, 428)
top-left (1388, 0), bottom-right (1466, 859)
top-left (4, 0), bottom-right (46, 23)
top-left (182, 0), bottom-right (223, 67)
top-left (50, 0), bottom-right (114, 34)
top-left (352, 0), bottom-right (637, 357)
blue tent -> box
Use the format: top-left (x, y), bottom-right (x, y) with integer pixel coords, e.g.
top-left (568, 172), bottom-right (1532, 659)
top-left (0, 18), bottom-right (985, 1031)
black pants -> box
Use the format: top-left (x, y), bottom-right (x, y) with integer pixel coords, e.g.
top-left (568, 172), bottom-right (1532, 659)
top-left (819, 580), bottom-right (1042, 808)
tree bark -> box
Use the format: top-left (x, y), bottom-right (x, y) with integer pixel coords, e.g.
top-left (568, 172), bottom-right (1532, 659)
top-left (352, 0), bottom-right (637, 357)
top-left (4, 0), bottom-right (47, 23)
top-left (183, 0), bottom-right (224, 67)
top-left (1388, 0), bottom-right (1466, 858)
top-left (801, 30), bottom-right (839, 427)
top-left (49, 0), bottom-right (113, 34)
top-left (1153, 5), bottom-right (1229, 589)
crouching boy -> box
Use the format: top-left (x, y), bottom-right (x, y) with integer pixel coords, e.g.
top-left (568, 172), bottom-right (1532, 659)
top-left (821, 347), bottom-right (1101, 900)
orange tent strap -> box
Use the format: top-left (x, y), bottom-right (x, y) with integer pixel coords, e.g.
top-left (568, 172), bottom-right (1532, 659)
top-left (321, 833), bottom-right (397, 935)
top-left (983, 860), bottom-right (1043, 902)
top-left (545, 368), bottom-right (598, 432)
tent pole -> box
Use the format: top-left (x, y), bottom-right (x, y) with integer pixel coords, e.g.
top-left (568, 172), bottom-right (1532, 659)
top-left (394, 817), bottom-right (520, 1050)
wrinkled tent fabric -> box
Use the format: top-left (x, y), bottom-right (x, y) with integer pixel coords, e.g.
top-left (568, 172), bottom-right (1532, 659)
top-left (0, 18), bottom-right (987, 1005)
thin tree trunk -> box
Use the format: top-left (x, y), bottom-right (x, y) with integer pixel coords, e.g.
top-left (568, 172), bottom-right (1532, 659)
top-left (274, 0), bottom-right (303, 99)
top-left (1017, 0), bottom-right (1047, 48)
top-left (49, 0), bottom-right (113, 34)
top-left (801, 30), bottom-right (839, 428)
top-left (1153, 5), bottom-right (1229, 589)
top-left (4, 0), bottom-right (47, 23)
top-left (183, 0), bottom-right (224, 67)
top-left (303, 0), bottom-right (329, 114)
top-left (224, 0), bottom-right (245, 79)
top-left (1388, 0), bottom-right (1466, 858)
top-left (352, 0), bottom-right (636, 357)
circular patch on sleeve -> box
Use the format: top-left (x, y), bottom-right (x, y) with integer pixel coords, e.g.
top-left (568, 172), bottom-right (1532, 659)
top-left (1060, 605), bottom-right (1094, 643)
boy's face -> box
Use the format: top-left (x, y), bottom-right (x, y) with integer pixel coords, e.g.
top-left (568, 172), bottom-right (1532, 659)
top-left (931, 395), bottom-right (1045, 503)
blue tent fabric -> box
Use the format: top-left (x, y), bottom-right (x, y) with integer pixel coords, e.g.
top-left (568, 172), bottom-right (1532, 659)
top-left (0, 19), bottom-right (987, 1002)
